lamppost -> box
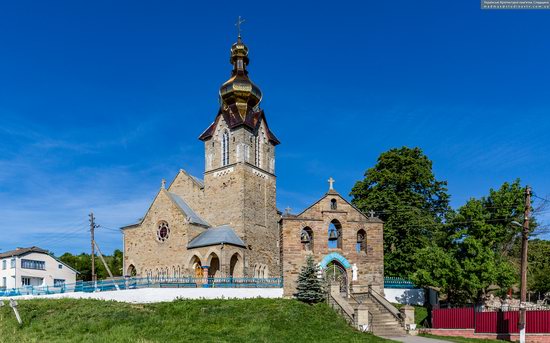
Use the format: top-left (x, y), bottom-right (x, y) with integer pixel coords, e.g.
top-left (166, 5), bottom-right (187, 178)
top-left (511, 186), bottom-right (531, 343)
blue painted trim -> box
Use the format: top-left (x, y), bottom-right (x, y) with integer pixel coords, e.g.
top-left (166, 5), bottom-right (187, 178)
top-left (319, 252), bottom-right (351, 269)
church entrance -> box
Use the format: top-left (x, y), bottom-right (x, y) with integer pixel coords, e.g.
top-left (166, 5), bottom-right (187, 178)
top-left (229, 253), bottom-right (243, 278)
top-left (209, 254), bottom-right (220, 278)
top-left (191, 256), bottom-right (203, 279)
top-left (324, 260), bottom-right (348, 294)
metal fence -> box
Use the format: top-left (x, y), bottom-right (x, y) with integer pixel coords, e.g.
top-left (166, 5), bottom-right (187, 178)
top-left (383, 277), bottom-right (416, 289)
top-left (0, 276), bottom-right (284, 297)
top-left (432, 306), bottom-right (550, 333)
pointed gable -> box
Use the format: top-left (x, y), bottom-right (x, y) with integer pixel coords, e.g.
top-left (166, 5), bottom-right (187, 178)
top-left (294, 189), bottom-right (383, 223)
top-left (199, 107), bottom-right (280, 145)
top-left (121, 188), bottom-right (208, 230)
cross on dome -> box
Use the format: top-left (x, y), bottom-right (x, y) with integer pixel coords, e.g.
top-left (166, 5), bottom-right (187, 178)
top-left (236, 16), bottom-right (245, 39)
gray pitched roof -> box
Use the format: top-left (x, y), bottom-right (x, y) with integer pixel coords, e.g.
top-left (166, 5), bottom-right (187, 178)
top-left (191, 175), bottom-right (204, 188)
top-left (0, 246), bottom-right (48, 259)
top-left (167, 192), bottom-right (210, 227)
top-left (0, 247), bottom-right (79, 274)
top-left (187, 225), bottom-right (246, 249)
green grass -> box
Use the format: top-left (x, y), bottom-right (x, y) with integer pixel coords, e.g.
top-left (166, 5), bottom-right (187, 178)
top-left (420, 334), bottom-right (509, 343)
top-left (392, 303), bottom-right (428, 327)
top-left (0, 298), bottom-right (392, 343)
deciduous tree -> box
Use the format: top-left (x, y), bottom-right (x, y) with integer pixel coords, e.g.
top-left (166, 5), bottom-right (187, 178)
top-left (350, 146), bottom-right (450, 277)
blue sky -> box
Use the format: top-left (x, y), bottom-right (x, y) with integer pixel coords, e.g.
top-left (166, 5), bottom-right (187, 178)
top-left (0, 1), bottom-right (549, 255)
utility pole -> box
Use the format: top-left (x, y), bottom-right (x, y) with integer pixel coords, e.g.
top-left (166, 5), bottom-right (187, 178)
top-left (89, 212), bottom-right (97, 284)
top-left (94, 241), bottom-right (120, 290)
top-left (519, 186), bottom-right (531, 343)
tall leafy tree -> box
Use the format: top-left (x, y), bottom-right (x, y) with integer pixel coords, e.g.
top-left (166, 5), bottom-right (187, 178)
top-left (350, 147), bottom-right (450, 277)
top-left (511, 239), bottom-right (550, 295)
top-left (451, 180), bottom-right (532, 256)
top-left (412, 180), bottom-right (531, 304)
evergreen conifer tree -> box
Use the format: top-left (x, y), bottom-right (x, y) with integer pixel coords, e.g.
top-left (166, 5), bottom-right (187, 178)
top-left (294, 255), bottom-right (325, 304)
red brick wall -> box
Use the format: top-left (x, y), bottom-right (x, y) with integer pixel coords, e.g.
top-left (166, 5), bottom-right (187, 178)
top-left (421, 328), bottom-right (550, 343)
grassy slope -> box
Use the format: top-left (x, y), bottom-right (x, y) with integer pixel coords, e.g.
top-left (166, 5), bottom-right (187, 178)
top-left (0, 298), bottom-right (392, 343)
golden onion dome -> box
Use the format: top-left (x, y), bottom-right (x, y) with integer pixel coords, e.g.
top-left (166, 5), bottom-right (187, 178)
top-left (219, 37), bottom-right (262, 117)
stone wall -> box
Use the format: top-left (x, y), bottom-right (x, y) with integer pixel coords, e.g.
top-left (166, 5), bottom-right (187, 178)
top-left (167, 169), bottom-right (205, 217)
top-left (123, 189), bottom-right (206, 277)
top-left (203, 116), bottom-right (275, 173)
top-left (123, 115), bottom-right (280, 281)
top-left (280, 191), bottom-right (384, 296)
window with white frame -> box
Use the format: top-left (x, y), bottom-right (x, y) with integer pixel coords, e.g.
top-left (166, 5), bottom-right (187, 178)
top-left (21, 259), bottom-right (46, 270)
top-left (2, 277), bottom-right (6, 288)
top-left (2, 260), bottom-right (5, 270)
top-left (10, 258), bottom-right (15, 268)
top-left (54, 279), bottom-right (65, 287)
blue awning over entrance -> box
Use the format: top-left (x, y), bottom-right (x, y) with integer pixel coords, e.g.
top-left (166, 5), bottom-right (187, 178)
top-left (319, 252), bottom-right (351, 269)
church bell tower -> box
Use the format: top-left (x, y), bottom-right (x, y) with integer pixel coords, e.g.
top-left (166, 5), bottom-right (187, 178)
top-left (198, 29), bottom-right (280, 277)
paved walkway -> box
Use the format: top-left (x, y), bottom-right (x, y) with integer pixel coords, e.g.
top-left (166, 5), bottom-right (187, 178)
top-left (381, 335), bottom-right (451, 343)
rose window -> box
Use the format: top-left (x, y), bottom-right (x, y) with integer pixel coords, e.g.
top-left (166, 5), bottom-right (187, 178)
top-left (157, 221), bottom-right (170, 242)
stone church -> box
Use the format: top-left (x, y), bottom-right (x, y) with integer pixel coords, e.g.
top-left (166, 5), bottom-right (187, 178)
top-left (122, 34), bottom-right (384, 297)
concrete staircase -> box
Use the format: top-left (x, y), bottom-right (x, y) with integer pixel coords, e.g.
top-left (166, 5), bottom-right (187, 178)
top-left (331, 286), bottom-right (407, 337)
top-left (353, 295), bottom-right (407, 336)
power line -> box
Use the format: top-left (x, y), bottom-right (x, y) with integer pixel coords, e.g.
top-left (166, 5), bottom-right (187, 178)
top-left (98, 225), bottom-right (122, 233)
top-left (27, 225), bottom-right (90, 248)
top-left (532, 194), bottom-right (550, 203)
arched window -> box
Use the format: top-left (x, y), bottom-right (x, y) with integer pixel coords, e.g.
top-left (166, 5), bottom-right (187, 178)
top-left (301, 227), bottom-right (314, 252)
top-left (255, 135), bottom-right (262, 168)
top-left (126, 264), bottom-right (137, 277)
top-left (330, 199), bottom-right (337, 210)
top-left (221, 130), bottom-right (230, 166)
top-left (356, 229), bottom-right (367, 253)
top-left (328, 219), bottom-right (342, 249)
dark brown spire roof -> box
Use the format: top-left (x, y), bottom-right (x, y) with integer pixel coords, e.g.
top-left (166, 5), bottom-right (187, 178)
top-left (198, 106), bottom-right (280, 145)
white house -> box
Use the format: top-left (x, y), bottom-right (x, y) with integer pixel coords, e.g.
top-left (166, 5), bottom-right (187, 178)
top-left (0, 246), bottom-right (78, 290)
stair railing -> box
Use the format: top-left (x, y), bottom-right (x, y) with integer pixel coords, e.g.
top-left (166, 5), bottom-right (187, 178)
top-left (348, 291), bottom-right (362, 305)
top-left (367, 285), bottom-right (403, 324)
top-left (328, 292), bottom-right (355, 325)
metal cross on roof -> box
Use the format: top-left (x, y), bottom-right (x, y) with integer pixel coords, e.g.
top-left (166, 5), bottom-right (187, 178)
top-left (328, 177), bottom-right (335, 190)
top-left (285, 206), bottom-right (292, 215)
top-left (236, 16), bottom-right (245, 38)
